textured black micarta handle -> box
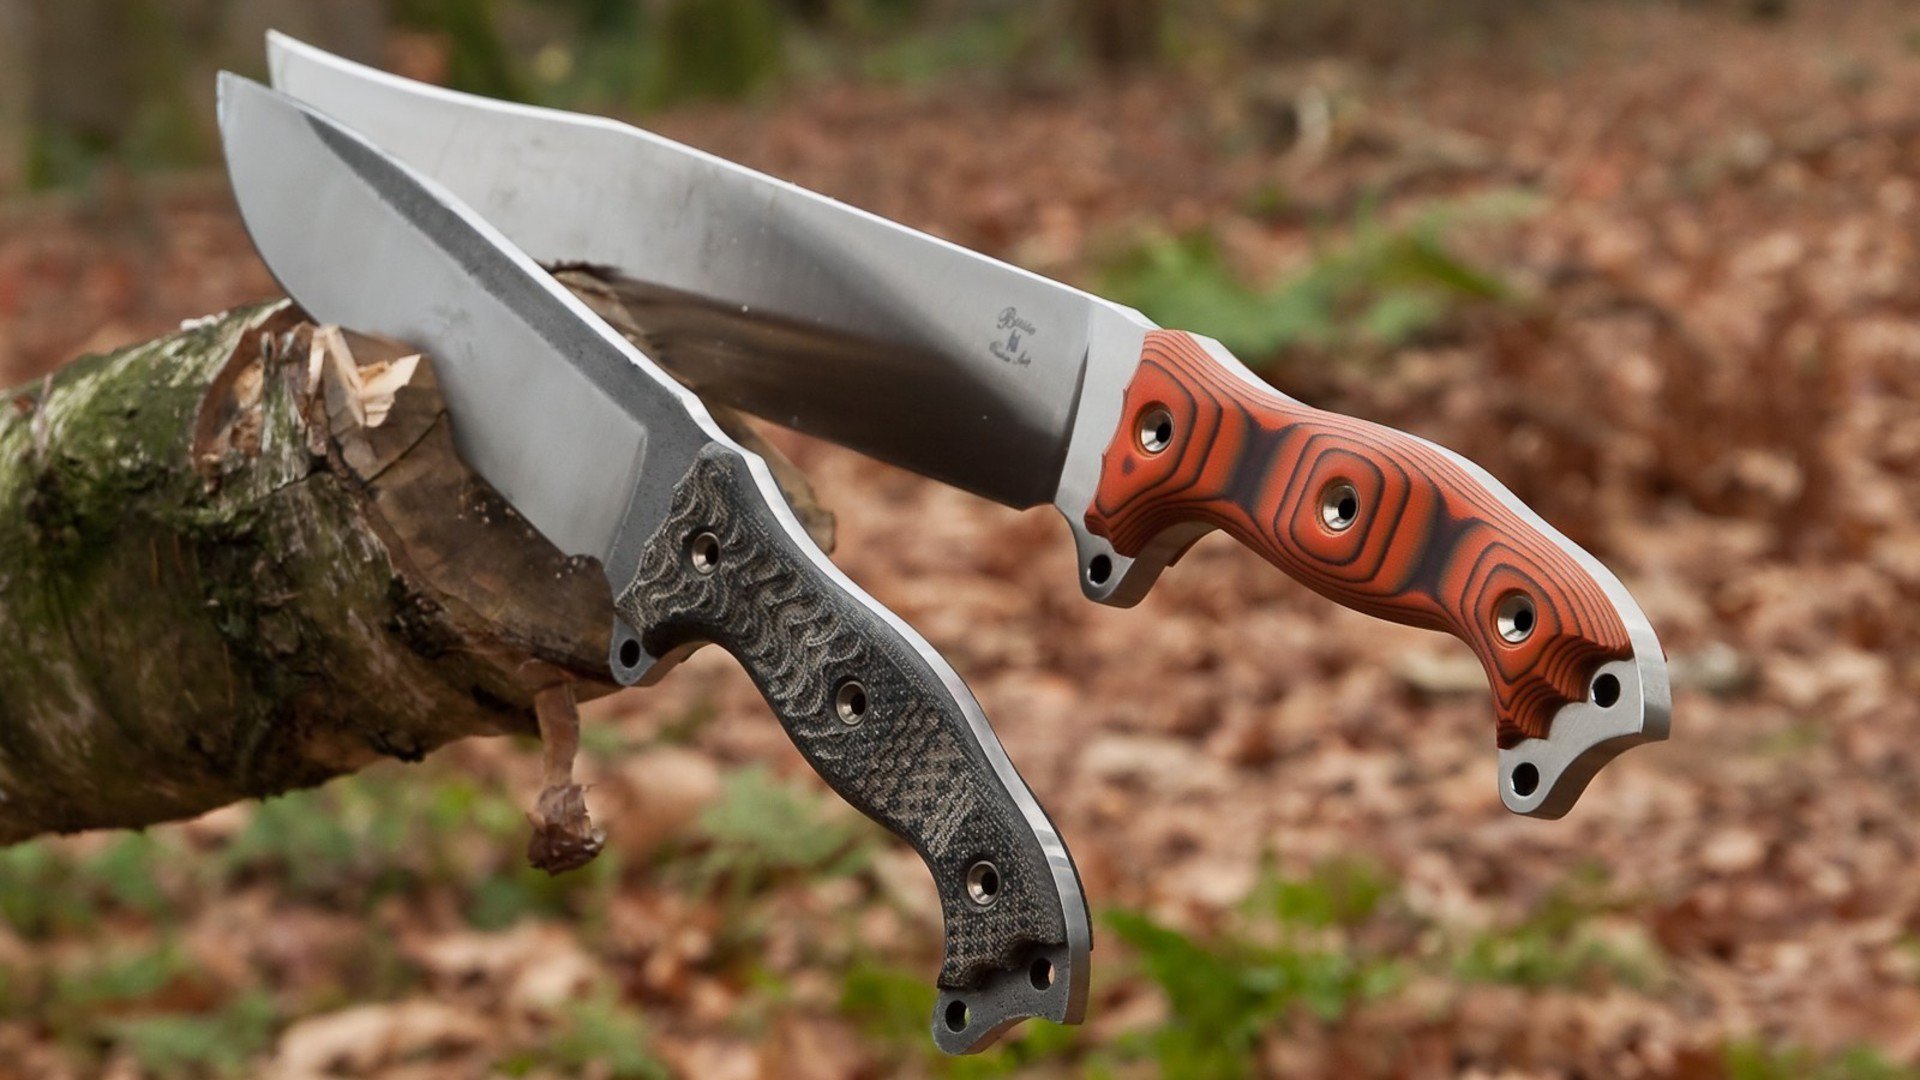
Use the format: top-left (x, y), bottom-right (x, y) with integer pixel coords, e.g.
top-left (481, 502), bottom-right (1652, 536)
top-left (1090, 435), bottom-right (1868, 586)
top-left (612, 446), bottom-right (1070, 992)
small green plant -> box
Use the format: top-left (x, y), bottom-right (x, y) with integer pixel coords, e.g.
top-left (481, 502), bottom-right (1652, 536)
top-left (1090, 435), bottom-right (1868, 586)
top-left (1727, 1041), bottom-right (1918, 1080)
top-left (50, 941), bottom-right (188, 1013)
top-left (39, 940), bottom-right (232, 1061)
top-left (463, 851), bottom-right (623, 932)
top-left (85, 834), bottom-right (173, 917)
top-left (1452, 865), bottom-right (1664, 991)
top-left (0, 833), bottom-right (178, 937)
top-left (694, 767), bottom-right (874, 891)
top-left (0, 841), bottom-right (90, 937)
top-left (502, 993), bottom-right (671, 1080)
top-left (10, 941), bottom-right (277, 1078)
top-left (838, 961), bottom-right (1081, 1077)
top-left (840, 961), bottom-right (937, 1042)
top-left (1255, 856), bottom-right (1394, 929)
top-left (681, 767), bottom-right (879, 967)
top-left (1100, 197), bottom-right (1524, 366)
top-left (1453, 917), bottom-right (1662, 991)
top-left (1104, 860), bottom-right (1405, 1080)
top-left (1106, 911), bottom-right (1397, 1079)
top-left (216, 767), bottom-right (620, 930)
top-left (101, 992), bottom-right (280, 1080)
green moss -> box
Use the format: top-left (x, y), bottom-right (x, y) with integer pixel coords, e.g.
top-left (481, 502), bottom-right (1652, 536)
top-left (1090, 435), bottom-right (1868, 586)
top-left (0, 304), bottom-right (512, 840)
top-left (0, 310), bottom-right (335, 833)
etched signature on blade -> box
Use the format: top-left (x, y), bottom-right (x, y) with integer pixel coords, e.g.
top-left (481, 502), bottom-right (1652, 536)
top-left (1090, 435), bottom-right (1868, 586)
top-left (989, 307), bottom-right (1037, 366)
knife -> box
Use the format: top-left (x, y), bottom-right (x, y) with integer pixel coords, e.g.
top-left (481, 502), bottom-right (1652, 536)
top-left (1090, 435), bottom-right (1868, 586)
top-left (217, 74), bottom-right (1088, 1054)
top-left (264, 36), bottom-right (1670, 818)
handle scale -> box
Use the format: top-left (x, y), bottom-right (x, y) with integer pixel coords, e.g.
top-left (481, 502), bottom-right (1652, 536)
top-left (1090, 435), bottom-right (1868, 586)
top-left (1087, 330), bottom-right (1633, 747)
top-left (614, 445), bottom-right (1079, 1047)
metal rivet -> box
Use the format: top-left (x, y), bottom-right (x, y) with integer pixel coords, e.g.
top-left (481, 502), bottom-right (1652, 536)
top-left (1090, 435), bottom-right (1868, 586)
top-left (688, 530), bottom-right (721, 574)
top-left (1495, 592), bottom-right (1536, 644)
top-left (1136, 406), bottom-right (1174, 454)
top-left (965, 860), bottom-right (1001, 907)
top-left (834, 679), bottom-right (868, 725)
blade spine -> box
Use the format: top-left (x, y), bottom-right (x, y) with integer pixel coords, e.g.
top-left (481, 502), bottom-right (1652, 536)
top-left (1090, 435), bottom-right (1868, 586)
top-left (270, 30), bottom-right (1119, 327)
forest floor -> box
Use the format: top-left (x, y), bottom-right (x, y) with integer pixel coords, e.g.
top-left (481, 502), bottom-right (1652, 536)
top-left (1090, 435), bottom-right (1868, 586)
top-left (4, 3), bottom-right (1920, 1078)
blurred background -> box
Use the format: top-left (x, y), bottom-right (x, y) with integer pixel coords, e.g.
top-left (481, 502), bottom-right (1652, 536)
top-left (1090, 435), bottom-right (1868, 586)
top-left (4, 0), bottom-right (1920, 1077)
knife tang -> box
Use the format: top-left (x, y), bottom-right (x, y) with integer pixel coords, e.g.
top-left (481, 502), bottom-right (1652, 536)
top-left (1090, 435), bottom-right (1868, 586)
top-left (1085, 330), bottom-right (1635, 748)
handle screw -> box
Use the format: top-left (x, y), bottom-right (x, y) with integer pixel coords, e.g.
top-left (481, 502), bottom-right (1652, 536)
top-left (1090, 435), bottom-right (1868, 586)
top-left (834, 679), bottom-right (869, 724)
top-left (1136, 406), bottom-right (1174, 454)
top-left (1319, 481), bottom-right (1360, 531)
top-left (1495, 592), bottom-right (1537, 644)
top-left (965, 860), bottom-right (1001, 907)
top-left (688, 530), bottom-right (721, 574)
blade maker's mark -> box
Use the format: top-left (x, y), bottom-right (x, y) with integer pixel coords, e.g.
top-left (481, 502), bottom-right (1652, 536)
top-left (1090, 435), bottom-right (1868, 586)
top-left (988, 307), bottom-right (1037, 366)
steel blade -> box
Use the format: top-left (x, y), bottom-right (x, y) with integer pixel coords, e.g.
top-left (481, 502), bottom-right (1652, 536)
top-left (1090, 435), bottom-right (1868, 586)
top-left (220, 72), bottom-right (719, 568)
top-left (268, 31), bottom-right (1146, 510)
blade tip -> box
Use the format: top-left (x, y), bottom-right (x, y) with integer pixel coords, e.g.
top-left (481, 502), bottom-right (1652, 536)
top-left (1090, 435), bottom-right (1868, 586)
top-left (264, 28), bottom-right (308, 87)
top-left (214, 70), bottom-right (250, 131)
top-left (216, 72), bottom-right (280, 131)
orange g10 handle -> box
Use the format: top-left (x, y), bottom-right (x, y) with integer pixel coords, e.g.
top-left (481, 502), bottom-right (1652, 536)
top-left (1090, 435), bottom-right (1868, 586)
top-left (1085, 330), bottom-right (1633, 748)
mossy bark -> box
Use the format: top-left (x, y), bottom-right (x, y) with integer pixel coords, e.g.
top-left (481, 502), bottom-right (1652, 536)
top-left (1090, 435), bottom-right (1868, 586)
top-left (0, 301), bottom-right (622, 843)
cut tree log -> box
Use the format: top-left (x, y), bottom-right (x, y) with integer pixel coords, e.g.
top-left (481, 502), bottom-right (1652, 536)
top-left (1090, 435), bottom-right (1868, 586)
top-left (0, 269), bottom-right (831, 846)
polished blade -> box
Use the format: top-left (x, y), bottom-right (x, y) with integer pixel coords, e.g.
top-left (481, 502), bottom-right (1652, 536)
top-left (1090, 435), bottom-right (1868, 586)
top-left (268, 32), bottom-right (1138, 509)
top-left (219, 73), bottom-right (716, 567)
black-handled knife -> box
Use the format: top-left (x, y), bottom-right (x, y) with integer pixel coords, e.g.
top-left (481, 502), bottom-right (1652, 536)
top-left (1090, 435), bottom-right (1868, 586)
top-left (216, 73), bottom-right (1088, 1053)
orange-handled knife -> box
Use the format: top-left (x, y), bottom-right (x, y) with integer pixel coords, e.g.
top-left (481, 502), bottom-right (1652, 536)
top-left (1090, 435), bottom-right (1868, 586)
top-left (267, 33), bottom-right (1668, 818)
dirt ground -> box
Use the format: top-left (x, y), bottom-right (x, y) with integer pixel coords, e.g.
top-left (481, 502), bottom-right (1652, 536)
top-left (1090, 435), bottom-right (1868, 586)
top-left (4, 3), bottom-right (1920, 1077)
